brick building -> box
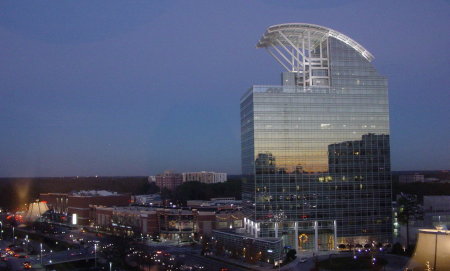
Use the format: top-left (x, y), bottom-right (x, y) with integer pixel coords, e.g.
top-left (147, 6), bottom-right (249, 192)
top-left (40, 190), bottom-right (130, 225)
top-left (91, 206), bottom-right (244, 240)
top-left (155, 171), bottom-right (183, 191)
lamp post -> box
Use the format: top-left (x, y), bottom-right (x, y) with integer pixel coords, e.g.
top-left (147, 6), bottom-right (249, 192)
top-left (109, 261), bottom-right (112, 271)
top-left (94, 243), bottom-right (97, 268)
top-left (178, 209), bottom-right (182, 246)
top-left (0, 221), bottom-right (2, 240)
top-left (25, 235), bottom-right (28, 253)
top-left (40, 243), bottom-right (43, 266)
top-left (433, 231), bottom-right (438, 271)
top-left (12, 226), bottom-right (15, 243)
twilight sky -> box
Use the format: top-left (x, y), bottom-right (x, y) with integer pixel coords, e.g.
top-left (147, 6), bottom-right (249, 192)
top-left (0, 0), bottom-right (449, 177)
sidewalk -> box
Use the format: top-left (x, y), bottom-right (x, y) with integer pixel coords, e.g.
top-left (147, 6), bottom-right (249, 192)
top-left (206, 254), bottom-right (275, 271)
top-left (280, 250), bottom-right (335, 271)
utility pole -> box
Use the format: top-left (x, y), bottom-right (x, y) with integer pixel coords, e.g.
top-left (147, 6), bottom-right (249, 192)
top-left (178, 209), bottom-right (181, 245)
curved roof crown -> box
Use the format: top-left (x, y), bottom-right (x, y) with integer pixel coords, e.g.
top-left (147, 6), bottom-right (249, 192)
top-left (257, 23), bottom-right (374, 62)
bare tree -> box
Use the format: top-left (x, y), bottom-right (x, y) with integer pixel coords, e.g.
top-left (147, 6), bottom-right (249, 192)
top-left (397, 193), bottom-right (423, 250)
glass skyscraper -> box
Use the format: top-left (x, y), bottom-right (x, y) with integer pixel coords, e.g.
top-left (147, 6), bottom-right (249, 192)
top-left (241, 23), bottom-right (391, 251)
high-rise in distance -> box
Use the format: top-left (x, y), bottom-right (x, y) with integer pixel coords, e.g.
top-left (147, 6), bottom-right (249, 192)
top-left (241, 23), bottom-right (392, 251)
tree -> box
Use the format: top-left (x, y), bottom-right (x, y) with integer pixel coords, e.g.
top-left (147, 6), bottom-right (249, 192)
top-left (200, 236), bottom-right (211, 255)
top-left (215, 240), bottom-right (224, 256)
top-left (142, 182), bottom-right (159, 194)
top-left (397, 193), bottom-right (423, 250)
top-left (160, 187), bottom-right (173, 206)
top-left (101, 235), bottom-right (134, 269)
top-left (391, 242), bottom-right (404, 255)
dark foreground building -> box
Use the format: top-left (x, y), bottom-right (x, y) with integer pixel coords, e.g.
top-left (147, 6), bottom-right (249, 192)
top-left (240, 23), bottom-right (392, 252)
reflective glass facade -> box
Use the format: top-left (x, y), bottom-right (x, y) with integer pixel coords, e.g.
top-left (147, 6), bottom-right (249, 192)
top-left (241, 37), bottom-right (392, 250)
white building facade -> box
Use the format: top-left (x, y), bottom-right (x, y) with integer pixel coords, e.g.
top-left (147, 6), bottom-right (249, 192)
top-left (182, 171), bottom-right (227, 184)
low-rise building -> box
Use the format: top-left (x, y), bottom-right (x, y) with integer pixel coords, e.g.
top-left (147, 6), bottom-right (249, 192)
top-left (90, 206), bottom-right (244, 241)
top-left (40, 190), bottom-right (130, 225)
top-left (399, 174), bottom-right (425, 183)
top-left (93, 206), bottom-right (159, 236)
top-left (212, 229), bottom-right (283, 266)
top-left (182, 171), bottom-right (227, 184)
top-left (186, 197), bottom-right (241, 210)
top-left (132, 194), bottom-right (162, 206)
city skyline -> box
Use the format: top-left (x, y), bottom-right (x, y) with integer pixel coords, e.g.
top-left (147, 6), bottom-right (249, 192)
top-left (1, 1), bottom-right (449, 177)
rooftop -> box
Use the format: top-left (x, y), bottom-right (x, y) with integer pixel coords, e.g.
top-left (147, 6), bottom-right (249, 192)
top-left (257, 23), bottom-right (374, 62)
top-left (71, 190), bottom-right (118, 197)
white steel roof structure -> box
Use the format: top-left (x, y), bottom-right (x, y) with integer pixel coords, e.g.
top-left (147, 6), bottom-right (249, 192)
top-left (257, 23), bottom-right (374, 73)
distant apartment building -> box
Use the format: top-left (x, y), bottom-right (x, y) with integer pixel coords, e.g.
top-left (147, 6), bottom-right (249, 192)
top-left (155, 170), bottom-right (183, 191)
top-left (148, 176), bottom-right (156, 183)
top-left (182, 171), bottom-right (227, 184)
top-left (399, 174), bottom-right (425, 183)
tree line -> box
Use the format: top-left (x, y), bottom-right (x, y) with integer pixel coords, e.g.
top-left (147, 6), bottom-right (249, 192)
top-left (0, 177), bottom-right (159, 211)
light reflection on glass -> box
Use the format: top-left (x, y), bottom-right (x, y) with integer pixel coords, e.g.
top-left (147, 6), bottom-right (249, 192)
top-left (241, 37), bottom-right (392, 246)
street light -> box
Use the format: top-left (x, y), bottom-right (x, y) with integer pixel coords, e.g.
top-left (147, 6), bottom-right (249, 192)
top-left (25, 235), bottom-right (29, 253)
top-left (0, 221), bottom-right (2, 240)
top-left (109, 261), bottom-right (112, 271)
top-left (40, 243), bottom-right (43, 266)
top-left (94, 243), bottom-right (97, 268)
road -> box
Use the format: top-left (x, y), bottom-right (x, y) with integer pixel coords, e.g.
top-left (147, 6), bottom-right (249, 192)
top-left (157, 244), bottom-right (250, 271)
top-left (1, 239), bottom-right (95, 271)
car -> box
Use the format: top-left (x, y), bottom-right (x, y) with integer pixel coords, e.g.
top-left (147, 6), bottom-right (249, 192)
top-left (23, 261), bottom-right (32, 269)
top-left (299, 257), bottom-right (308, 263)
